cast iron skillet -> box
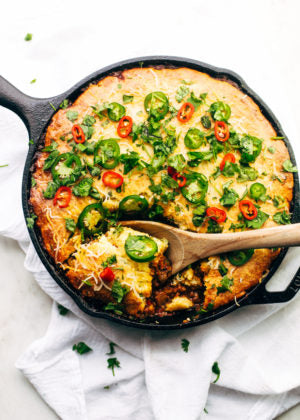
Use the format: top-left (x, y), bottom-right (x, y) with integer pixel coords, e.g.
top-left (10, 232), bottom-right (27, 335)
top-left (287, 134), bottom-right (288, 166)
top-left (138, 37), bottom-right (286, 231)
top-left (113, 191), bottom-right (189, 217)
top-left (1, 56), bottom-right (300, 330)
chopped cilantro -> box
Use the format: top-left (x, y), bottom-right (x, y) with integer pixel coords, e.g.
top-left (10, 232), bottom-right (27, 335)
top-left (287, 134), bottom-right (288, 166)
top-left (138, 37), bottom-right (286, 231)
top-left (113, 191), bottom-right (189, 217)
top-left (217, 276), bottom-right (233, 294)
top-left (49, 102), bottom-right (57, 111)
top-left (104, 302), bottom-right (123, 315)
top-left (72, 342), bottom-right (92, 355)
top-left (244, 210), bottom-right (269, 229)
top-left (60, 99), bottom-right (69, 109)
top-left (72, 177), bottom-right (93, 197)
top-left (26, 214), bottom-right (37, 229)
top-left (66, 110), bottom-right (78, 122)
top-left (220, 187), bottom-right (239, 207)
top-left (111, 280), bottom-right (129, 303)
top-left (123, 94), bottom-right (134, 104)
top-left (24, 33), bottom-right (32, 41)
top-left (175, 85), bottom-right (189, 103)
top-left (106, 342), bottom-right (116, 355)
top-left (273, 210), bottom-right (291, 225)
top-left (120, 151), bottom-right (142, 174)
top-left (65, 218), bottom-right (76, 233)
top-left (268, 146), bottom-right (275, 154)
top-left (218, 263), bottom-right (228, 276)
top-left (42, 140), bottom-right (57, 152)
top-left (102, 255), bottom-right (117, 268)
top-left (43, 180), bottom-right (59, 199)
top-left (273, 195), bottom-right (284, 208)
top-left (30, 78), bottom-right (36, 84)
top-left (107, 357), bottom-right (120, 376)
top-left (117, 84), bottom-right (122, 89)
top-left (31, 177), bottom-right (37, 187)
top-left (283, 160), bottom-right (297, 173)
top-left (181, 338), bottom-right (190, 353)
top-left (207, 219), bottom-right (223, 233)
top-left (212, 362), bottom-right (220, 383)
top-left (57, 303), bottom-right (69, 315)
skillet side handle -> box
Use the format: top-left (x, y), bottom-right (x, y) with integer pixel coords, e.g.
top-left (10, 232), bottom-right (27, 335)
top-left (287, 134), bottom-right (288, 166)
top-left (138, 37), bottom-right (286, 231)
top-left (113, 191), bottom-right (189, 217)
top-left (244, 266), bottom-right (300, 305)
top-left (0, 75), bottom-right (65, 139)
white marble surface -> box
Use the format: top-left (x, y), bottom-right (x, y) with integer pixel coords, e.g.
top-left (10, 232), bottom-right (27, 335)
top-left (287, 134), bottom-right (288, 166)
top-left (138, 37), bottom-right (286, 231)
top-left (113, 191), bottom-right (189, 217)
top-left (1, 0), bottom-right (300, 418)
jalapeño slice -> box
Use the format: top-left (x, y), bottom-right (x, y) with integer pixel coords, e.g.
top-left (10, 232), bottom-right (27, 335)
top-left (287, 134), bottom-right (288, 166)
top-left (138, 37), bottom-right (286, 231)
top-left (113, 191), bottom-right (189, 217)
top-left (125, 235), bottom-right (158, 262)
top-left (249, 182), bottom-right (266, 201)
top-left (107, 103), bottom-right (125, 122)
top-left (78, 203), bottom-right (106, 236)
top-left (51, 153), bottom-right (82, 186)
top-left (144, 91), bottom-right (169, 120)
top-left (94, 139), bottom-right (120, 169)
top-left (227, 249), bottom-right (254, 266)
top-left (181, 173), bottom-right (208, 204)
top-left (184, 128), bottom-right (205, 149)
top-left (119, 195), bottom-right (149, 216)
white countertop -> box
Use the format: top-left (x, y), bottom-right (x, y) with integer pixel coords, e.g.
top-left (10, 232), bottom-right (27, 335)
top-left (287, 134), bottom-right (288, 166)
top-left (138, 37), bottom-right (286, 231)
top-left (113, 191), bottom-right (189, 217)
top-left (1, 0), bottom-right (300, 418)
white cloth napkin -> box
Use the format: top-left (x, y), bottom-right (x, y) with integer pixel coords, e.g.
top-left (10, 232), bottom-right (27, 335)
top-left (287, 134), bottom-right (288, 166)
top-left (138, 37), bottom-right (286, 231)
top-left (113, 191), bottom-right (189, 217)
top-left (1, 1), bottom-right (300, 419)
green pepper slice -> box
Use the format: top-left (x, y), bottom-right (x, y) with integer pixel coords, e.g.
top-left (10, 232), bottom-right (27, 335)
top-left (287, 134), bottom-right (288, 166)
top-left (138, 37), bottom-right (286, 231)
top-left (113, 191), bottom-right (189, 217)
top-left (240, 136), bottom-right (262, 164)
top-left (77, 203), bottom-right (106, 236)
top-left (107, 103), bottom-right (125, 121)
top-left (51, 153), bottom-right (82, 186)
top-left (249, 182), bottom-right (266, 201)
top-left (119, 195), bottom-right (149, 216)
top-left (125, 234), bottom-right (158, 262)
top-left (94, 139), bottom-right (120, 169)
top-left (227, 249), bottom-right (254, 266)
top-left (181, 173), bottom-right (208, 204)
top-left (144, 92), bottom-right (169, 121)
top-left (184, 128), bottom-right (205, 149)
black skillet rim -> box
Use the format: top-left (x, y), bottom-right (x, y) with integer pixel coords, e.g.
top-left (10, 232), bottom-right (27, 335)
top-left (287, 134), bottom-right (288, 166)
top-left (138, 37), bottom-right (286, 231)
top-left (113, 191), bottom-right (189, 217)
top-left (22, 56), bottom-right (300, 330)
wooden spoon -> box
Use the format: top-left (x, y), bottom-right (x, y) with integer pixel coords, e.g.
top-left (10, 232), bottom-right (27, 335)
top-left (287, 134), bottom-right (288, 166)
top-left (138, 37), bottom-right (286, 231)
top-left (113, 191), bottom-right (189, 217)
top-left (122, 221), bottom-right (300, 276)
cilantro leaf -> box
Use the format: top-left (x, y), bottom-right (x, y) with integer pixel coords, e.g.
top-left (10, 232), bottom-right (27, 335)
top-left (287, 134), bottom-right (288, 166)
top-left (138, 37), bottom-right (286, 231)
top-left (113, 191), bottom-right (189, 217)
top-left (60, 99), bottom-right (69, 109)
top-left (217, 276), bottom-right (233, 294)
top-left (175, 85), bottom-right (189, 103)
top-left (26, 214), bottom-right (37, 229)
top-left (66, 110), bottom-right (78, 122)
top-left (181, 338), bottom-right (190, 353)
top-left (111, 280), bottom-right (129, 303)
top-left (120, 151), bottom-right (141, 174)
top-left (167, 154), bottom-right (186, 172)
top-left (220, 188), bottom-right (239, 207)
top-left (57, 303), bottom-right (69, 315)
top-left (42, 140), bottom-right (58, 152)
top-left (43, 181), bottom-right (59, 199)
top-left (72, 177), bottom-right (93, 197)
top-left (244, 210), bottom-right (269, 229)
top-left (212, 362), bottom-right (220, 383)
top-left (104, 302), bottom-right (123, 315)
top-left (65, 218), bottom-right (76, 233)
top-left (123, 94), bottom-right (134, 104)
top-left (72, 342), bottom-right (92, 355)
top-left (43, 150), bottom-right (60, 171)
top-left (283, 160), bottom-right (297, 173)
top-left (106, 342), bottom-right (116, 355)
top-left (107, 357), bottom-right (120, 376)
top-left (102, 255), bottom-right (117, 268)
top-left (24, 33), bottom-right (32, 41)
top-left (273, 210), bottom-right (291, 225)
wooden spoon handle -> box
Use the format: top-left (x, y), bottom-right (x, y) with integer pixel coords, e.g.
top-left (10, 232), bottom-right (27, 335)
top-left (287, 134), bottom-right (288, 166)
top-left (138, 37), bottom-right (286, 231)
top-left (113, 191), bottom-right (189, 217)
top-left (195, 223), bottom-right (300, 259)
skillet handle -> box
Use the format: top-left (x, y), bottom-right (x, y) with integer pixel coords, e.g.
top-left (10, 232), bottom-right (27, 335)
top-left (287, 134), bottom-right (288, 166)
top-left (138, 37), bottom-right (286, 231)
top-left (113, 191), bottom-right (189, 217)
top-left (244, 266), bottom-right (300, 305)
top-left (0, 75), bottom-right (66, 139)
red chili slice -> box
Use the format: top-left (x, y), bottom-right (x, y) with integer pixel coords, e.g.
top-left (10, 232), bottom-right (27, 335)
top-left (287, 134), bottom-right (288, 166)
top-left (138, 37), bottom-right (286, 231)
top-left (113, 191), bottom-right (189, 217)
top-left (220, 153), bottom-right (236, 171)
top-left (177, 102), bottom-right (195, 123)
top-left (214, 121), bottom-right (229, 142)
top-left (117, 116), bottom-right (133, 138)
top-left (100, 267), bottom-right (115, 283)
top-left (53, 186), bottom-right (72, 208)
top-left (102, 170), bottom-right (124, 189)
top-left (167, 166), bottom-right (177, 177)
top-left (174, 173), bottom-right (186, 188)
top-left (206, 207), bottom-right (227, 223)
top-left (72, 124), bottom-right (85, 144)
top-left (239, 200), bottom-right (258, 220)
